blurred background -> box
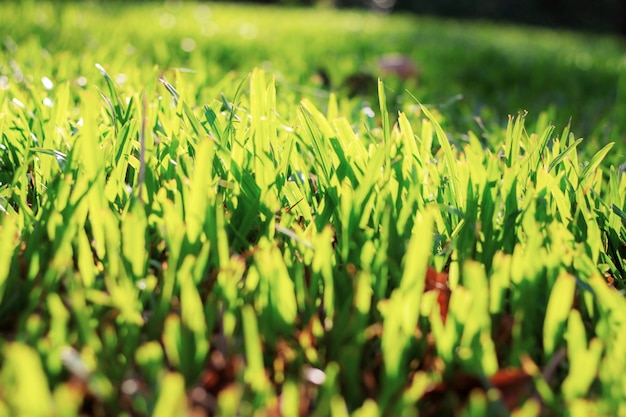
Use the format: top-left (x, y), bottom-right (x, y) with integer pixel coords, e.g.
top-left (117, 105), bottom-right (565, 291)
top-left (342, 0), bottom-right (626, 36)
top-left (42, 0), bottom-right (625, 35)
top-left (2, 0), bottom-right (626, 145)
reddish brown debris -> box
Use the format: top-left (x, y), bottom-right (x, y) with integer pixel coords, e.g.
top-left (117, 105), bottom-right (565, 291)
top-left (425, 267), bottom-right (451, 323)
top-left (420, 368), bottom-right (533, 415)
top-left (377, 54), bottom-right (420, 81)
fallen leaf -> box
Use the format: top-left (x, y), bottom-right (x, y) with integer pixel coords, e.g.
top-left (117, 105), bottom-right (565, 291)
top-left (425, 267), bottom-right (451, 323)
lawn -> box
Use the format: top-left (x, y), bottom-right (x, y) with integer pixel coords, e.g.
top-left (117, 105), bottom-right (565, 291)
top-left (1, 2), bottom-right (626, 416)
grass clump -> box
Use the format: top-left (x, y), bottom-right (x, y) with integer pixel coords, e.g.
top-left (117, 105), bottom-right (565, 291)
top-left (1, 2), bottom-right (626, 417)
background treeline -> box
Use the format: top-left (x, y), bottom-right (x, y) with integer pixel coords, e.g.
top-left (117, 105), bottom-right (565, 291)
top-left (338, 0), bottom-right (626, 36)
top-left (4, 0), bottom-right (625, 34)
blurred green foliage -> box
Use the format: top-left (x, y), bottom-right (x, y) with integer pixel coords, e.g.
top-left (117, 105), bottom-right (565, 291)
top-left (14, 0), bottom-right (625, 35)
top-left (1, 0), bottom-right (625, 144)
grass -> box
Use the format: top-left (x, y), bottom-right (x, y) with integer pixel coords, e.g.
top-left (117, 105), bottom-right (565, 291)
top-left (3, 1), bottom-right (626, 138)
top-left (1, 2), bottom-right (626, 416)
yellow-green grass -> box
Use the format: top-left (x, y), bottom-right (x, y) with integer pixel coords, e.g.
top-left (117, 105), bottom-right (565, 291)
top-left (1, 2), bottom-right (626, 416)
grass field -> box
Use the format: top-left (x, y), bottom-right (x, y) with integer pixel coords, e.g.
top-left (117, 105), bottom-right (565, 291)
top-left (1, 2), bottom-right (626, 416)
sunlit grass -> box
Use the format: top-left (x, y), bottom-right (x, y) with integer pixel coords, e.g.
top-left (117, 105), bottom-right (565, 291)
top-left (1, 2), bottom-right (626, 416)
